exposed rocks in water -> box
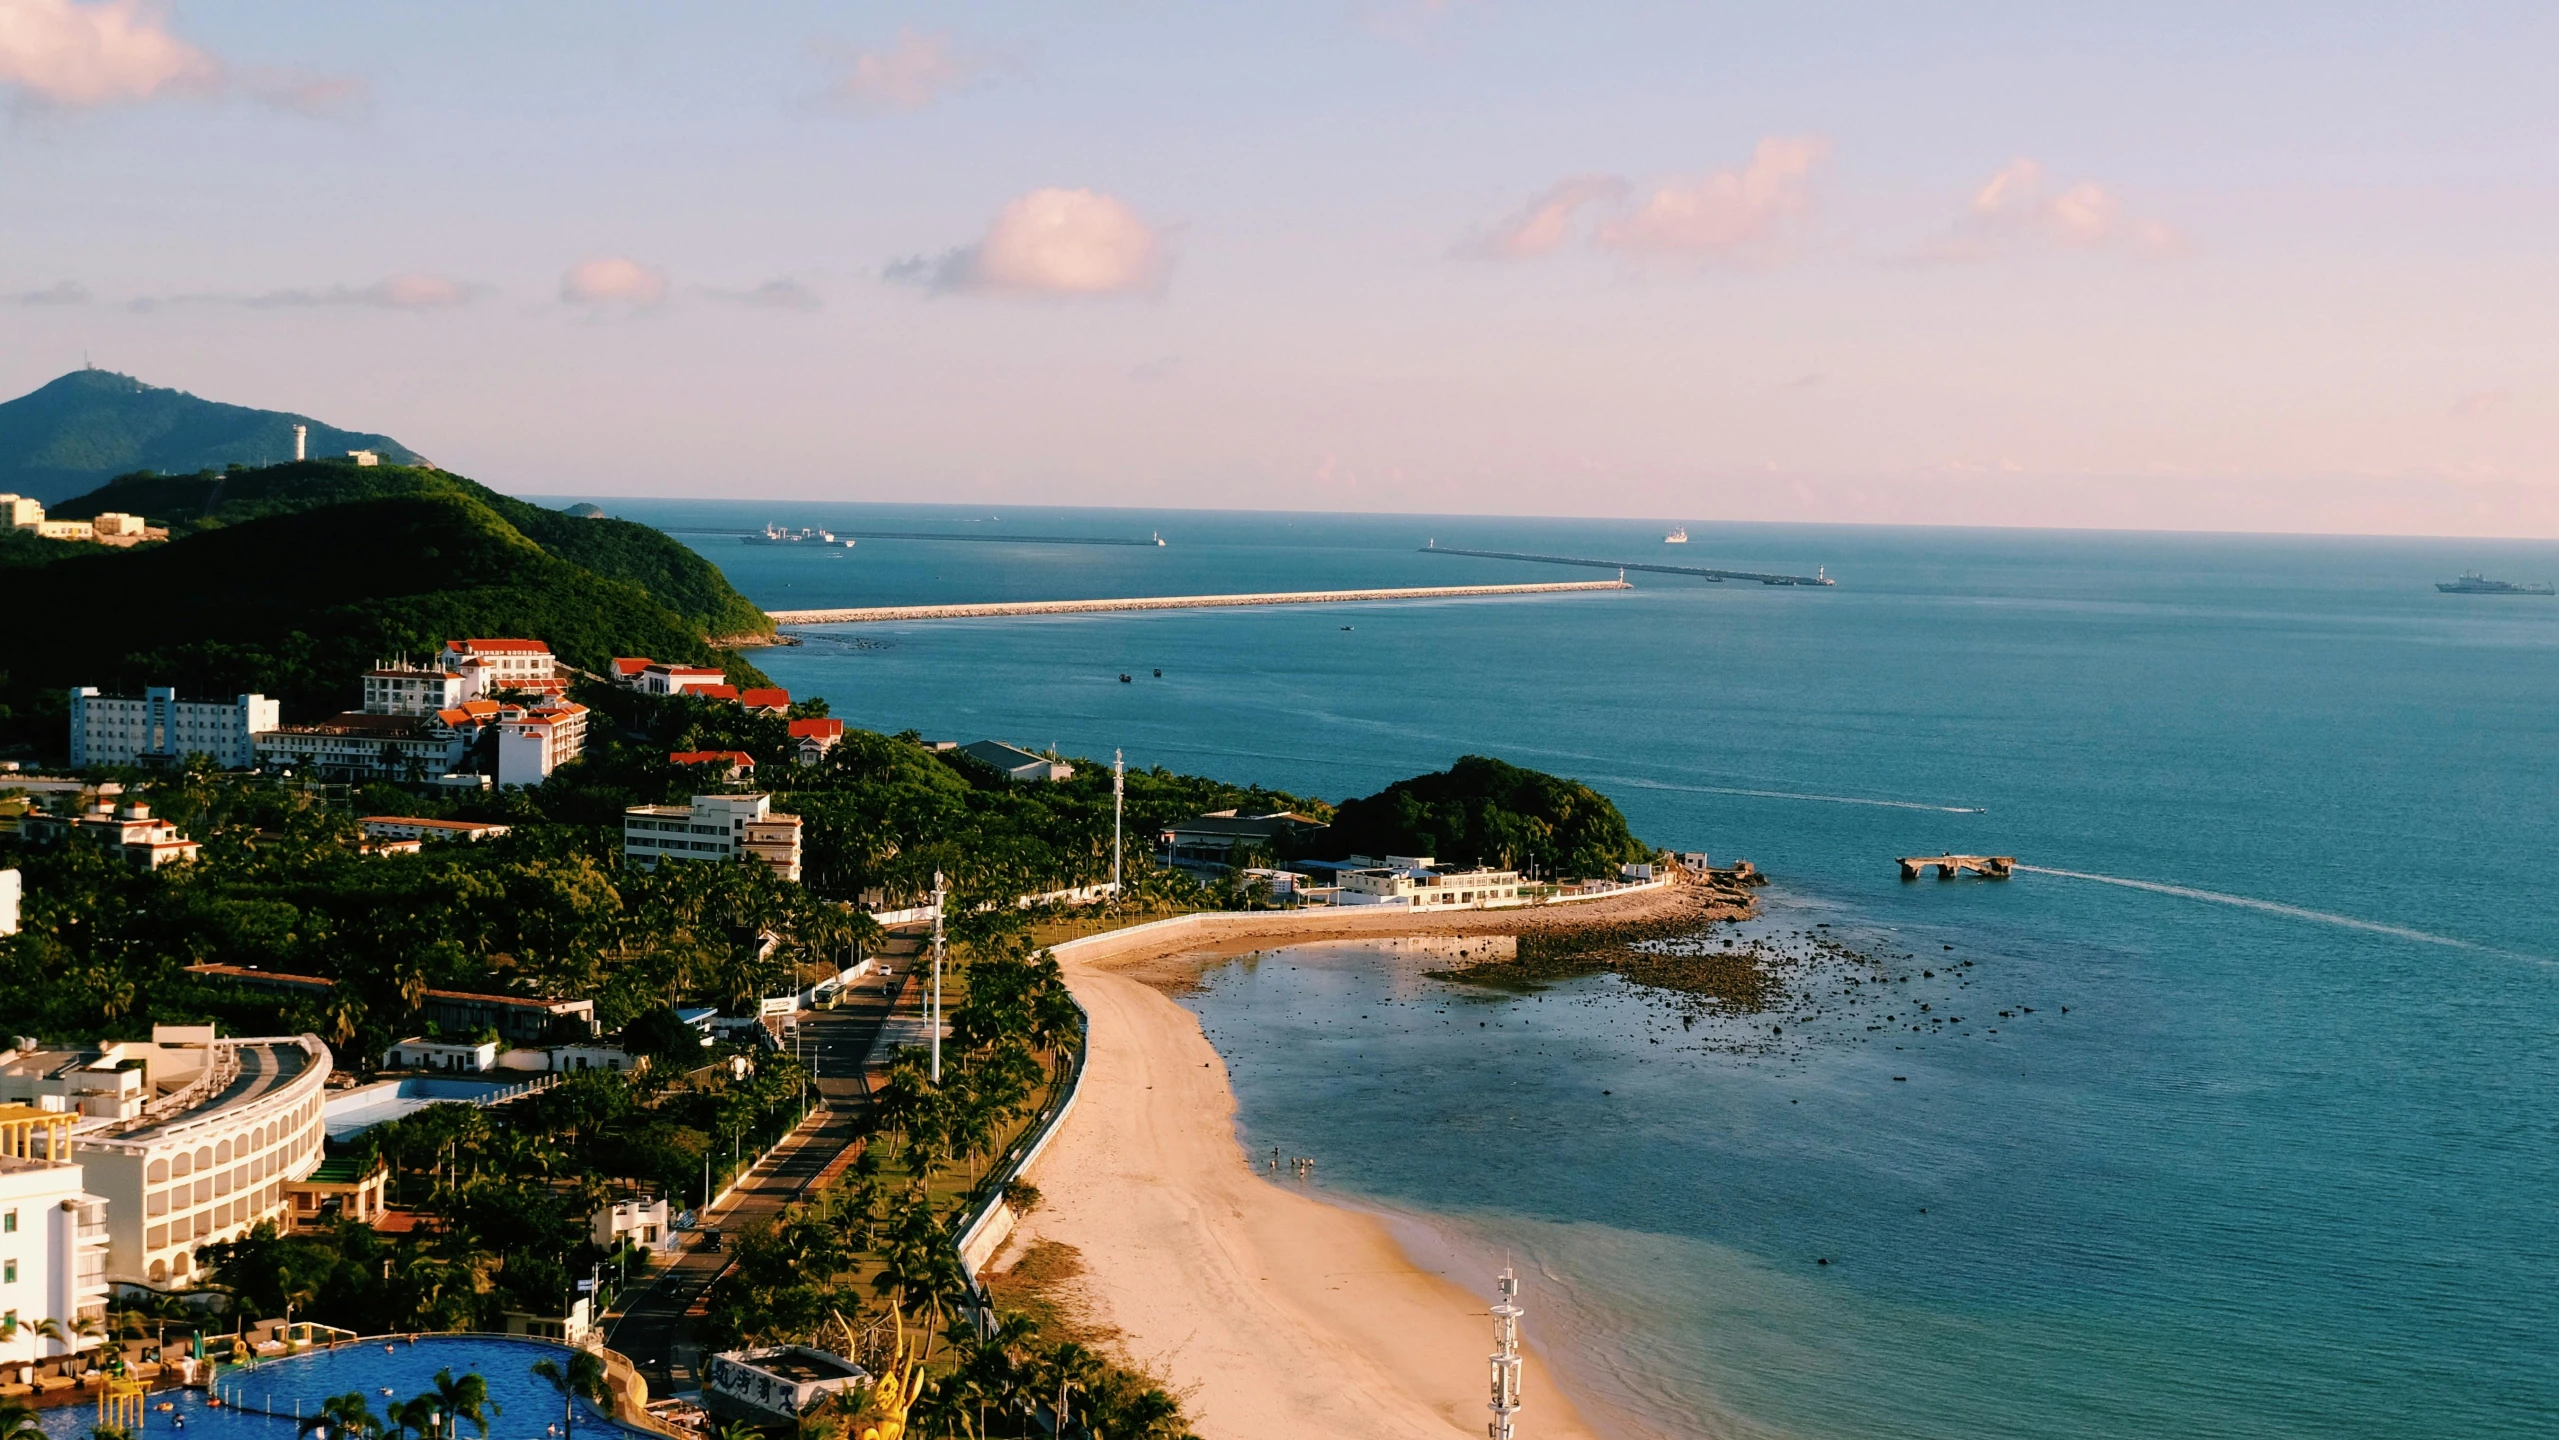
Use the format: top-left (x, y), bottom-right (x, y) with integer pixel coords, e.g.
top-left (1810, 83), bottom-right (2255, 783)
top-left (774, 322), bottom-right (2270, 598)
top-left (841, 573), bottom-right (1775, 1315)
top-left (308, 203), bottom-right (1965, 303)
top-left (1424, 883), bottom-right (1775, 1009)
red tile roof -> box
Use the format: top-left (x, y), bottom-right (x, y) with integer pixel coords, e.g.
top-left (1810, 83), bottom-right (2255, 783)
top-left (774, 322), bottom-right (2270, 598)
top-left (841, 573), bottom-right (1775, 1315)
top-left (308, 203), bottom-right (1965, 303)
top-left (445, 639), bottom-right (552, 653)
top-left (695, 684), bottom-right (738, 700)
top-left (788, 718), bottom-right (845, 739)
top-left (670, 750), bottom-right (756, 767)
top-left (739, 687), bottom-right (790, 709)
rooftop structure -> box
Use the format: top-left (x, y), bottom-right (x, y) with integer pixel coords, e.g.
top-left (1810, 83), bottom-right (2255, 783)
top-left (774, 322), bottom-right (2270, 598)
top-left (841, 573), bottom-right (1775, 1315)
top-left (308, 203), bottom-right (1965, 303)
top-left (0, 1029), bottom-right (333, 1290)
top-left (959, 739), bottom-right (1075, 783)
top-left (607, 657), bottom-right (653, 685)
top-left (788, 717), bottom-right (844, 766)
top-left (670, 750), bottom-right (755, 781)
top-left (383, 1038), bottom-right (498, 1073)
top-left (1328, 855), bottom-right (1527, 909)
top-left (495, 700), bottom-right (588, 788)
top-left (184, 965), bottom-right (599, 1042)
top-left (623, 792), bottom-right (803, 882)
top-left (68, 686), bottom-right (276, 770)
top-left (19, 800), bottom-right (201, 869)
top-left (704, 1346), bottom-right (872, 1425)
top-left (634, 662), bottom-right (729, 697)
top-left (738, 687), bottom-right (790, 715)
top-left (360, 816), bottom-right (511, 843)
top-left (1157, 809), bottom-right (1329, 875)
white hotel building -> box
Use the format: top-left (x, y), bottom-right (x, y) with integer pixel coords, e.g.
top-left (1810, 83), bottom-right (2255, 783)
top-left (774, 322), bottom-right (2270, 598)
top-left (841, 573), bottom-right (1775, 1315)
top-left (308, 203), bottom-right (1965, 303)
top-left (623, 793), bottom-right (804, 882)
top-left (0, 1110), bottom-right (109, 1370)
top-left (68, 687), bottom-right (277, 769)
top-left (0, 1029), bottom-right (330, 1291)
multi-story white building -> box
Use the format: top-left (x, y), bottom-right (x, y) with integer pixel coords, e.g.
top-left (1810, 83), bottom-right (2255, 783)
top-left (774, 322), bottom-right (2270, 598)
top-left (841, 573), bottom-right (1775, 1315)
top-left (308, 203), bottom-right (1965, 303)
top-left (496, 701), bottom-right (588, 788)
top-left (0, 1109), bottom-right (109, 1370)
top-left (1332, 856), bottom-right (1527, 909)
top-left (0, 869), bottom-right (18, 937)
top-left (359, 817), bottom-right (511, 843)
top-left (253, 712), bottom-right (473, 781)
top-left (68, 687), bottom-right (277, 769)
top-left (0, 1029), bottom-right (332, 1291)
top-left (0, 495), bottom-right (41, 528)
top-left (439, 639), bottom-right (559, 699)
top-left (623, 793), bottom-right (804, 882)
top-left (361, 664), bottom-right (465, 717)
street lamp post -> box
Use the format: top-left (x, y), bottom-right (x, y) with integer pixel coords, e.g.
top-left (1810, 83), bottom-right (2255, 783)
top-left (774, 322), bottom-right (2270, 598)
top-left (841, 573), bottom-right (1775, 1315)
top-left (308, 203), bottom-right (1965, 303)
top-left (929, 870), bottom-right (947, 1085)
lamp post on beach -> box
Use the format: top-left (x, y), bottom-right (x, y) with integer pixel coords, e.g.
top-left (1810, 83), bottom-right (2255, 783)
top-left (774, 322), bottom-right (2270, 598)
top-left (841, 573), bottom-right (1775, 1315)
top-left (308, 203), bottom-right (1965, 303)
top-left (930, 869), bottom-right (947, 1085)
top-left (1488, 1268), bottom-right (1523, 1440)
top-left (1112, 749), bottom-right (1125, 910)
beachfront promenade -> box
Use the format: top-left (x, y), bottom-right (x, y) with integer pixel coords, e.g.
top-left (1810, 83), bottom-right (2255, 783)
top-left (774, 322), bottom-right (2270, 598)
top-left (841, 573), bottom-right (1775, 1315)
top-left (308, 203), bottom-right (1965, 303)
top-left (765, 578), bottom-right (1630, 625)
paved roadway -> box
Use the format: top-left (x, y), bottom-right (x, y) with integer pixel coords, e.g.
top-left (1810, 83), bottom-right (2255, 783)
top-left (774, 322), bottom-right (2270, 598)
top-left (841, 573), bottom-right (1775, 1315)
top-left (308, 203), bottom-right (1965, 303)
top-left (604, 990), bottom-right (902, 1395)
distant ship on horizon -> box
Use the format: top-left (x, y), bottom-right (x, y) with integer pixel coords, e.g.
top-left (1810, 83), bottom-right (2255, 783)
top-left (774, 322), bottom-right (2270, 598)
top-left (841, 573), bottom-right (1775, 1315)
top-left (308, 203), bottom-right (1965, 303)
top-left (1664, 527), bottom-right (1688, 544)
top-left (2436, 571), bottom-right (2553, 595)
top-left (744, 523), bottom-right (855, 548)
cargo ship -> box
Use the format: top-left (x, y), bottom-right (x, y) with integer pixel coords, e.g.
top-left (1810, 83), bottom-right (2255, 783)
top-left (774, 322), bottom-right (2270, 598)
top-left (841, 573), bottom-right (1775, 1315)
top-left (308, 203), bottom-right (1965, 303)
top-left (1664, 527), bottom-right (1688, 543)
top-left (2436, 572), bottom-right (2552, 595)
top-left (743, 524), bottom-right (855, 548)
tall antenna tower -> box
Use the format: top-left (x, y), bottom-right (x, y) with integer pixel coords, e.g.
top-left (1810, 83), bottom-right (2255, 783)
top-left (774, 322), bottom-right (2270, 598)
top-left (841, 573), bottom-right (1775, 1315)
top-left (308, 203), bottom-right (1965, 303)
top-left (293, 424), bottom-right (308, 461)
top-left (1488, 1268), bottom-right (1523, 1440)
top-left (928, 869), bottom-right (947, 1084)
top-left (1112, 748), bottom-right (1125, 906)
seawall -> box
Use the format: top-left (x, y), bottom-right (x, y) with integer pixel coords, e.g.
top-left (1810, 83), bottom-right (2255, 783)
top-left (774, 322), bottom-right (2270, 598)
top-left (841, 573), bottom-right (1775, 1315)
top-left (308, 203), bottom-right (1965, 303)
top-left (766, 579), bottom-right (1630, 625)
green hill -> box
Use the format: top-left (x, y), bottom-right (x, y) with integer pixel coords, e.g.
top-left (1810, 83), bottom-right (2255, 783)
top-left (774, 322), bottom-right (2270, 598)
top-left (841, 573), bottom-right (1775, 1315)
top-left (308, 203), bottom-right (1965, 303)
top-left (51, 461), bottom-right (771, 641)
top-left (0, 487), bottom-right (772, 756)
top-left (1318, 754), bottom-right (1654, 877)
top-left (0, 369), bottom-right (423, 503)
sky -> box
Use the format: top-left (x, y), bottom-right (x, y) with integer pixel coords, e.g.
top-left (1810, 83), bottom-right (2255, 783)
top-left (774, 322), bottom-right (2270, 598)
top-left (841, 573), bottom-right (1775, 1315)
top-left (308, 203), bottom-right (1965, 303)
top-left (3, 0), bottom-right (2557, 535)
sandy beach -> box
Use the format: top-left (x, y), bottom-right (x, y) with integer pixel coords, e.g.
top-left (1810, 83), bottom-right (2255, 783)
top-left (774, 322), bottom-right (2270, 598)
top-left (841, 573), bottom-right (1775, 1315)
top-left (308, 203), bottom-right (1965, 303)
top-left (994, 884), bottom-right (1732, 1440)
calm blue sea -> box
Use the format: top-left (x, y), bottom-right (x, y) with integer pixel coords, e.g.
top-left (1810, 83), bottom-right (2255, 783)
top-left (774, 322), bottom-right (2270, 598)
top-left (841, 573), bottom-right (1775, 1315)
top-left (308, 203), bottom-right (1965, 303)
top-left (577, 499), bottom-right (2559, 1439)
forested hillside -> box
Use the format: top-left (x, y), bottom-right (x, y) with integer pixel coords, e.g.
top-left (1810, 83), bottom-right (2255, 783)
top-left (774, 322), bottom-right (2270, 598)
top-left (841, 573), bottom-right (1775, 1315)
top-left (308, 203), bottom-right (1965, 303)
top-left (1318, 753), bottom-right (1653, 876)
top-left (0, 369), bottom-right (421, 502)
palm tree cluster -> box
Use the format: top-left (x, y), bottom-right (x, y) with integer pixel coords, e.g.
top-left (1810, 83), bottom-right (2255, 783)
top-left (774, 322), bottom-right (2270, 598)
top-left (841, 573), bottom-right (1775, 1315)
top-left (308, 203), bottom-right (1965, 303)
top-left (296, 1369), bottom-right (497, 1440)
top-left (698, 919), bottom-right (1193, 1438)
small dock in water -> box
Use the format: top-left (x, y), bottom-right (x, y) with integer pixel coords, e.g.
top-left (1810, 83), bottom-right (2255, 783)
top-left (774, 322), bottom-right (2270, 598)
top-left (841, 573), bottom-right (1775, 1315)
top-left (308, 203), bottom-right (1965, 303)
top-left (1899, 854), bottom-right (2015, 880)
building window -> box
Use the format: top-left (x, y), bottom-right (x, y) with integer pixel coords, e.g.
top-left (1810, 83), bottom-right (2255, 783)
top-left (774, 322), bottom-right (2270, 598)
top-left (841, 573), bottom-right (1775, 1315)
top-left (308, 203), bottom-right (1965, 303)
top-left (1, 1209), bottom-right (13, 1233)
top-left (4, 1260), bottom-right (15, 1283)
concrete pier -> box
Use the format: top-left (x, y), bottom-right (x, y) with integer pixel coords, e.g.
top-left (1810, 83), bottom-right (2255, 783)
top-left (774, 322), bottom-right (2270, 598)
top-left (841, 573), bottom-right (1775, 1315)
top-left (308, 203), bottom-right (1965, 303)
top-left (767, 579), bottom-right (1630, 626)
top-left (1899, 854), bottom-right (2016, 880)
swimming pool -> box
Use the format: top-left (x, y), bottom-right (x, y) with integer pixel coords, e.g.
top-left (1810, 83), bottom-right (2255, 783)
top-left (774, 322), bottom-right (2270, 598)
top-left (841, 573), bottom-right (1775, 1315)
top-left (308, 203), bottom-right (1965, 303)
top-left (33, 1337), bottom-right (645, 1440)
top-left (322, 1079), bottom-right (529, 1139)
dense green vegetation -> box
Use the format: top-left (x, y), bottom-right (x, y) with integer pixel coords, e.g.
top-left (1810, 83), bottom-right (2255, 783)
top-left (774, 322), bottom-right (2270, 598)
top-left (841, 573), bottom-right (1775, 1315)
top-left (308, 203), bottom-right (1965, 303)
top-left (1318, 752), bottom-right (1653, 876)
top-left (49, 459), bottom-right (771, 640)
top-left (0, 484), bottom-right (771, 752)
top-left (0, 369), bottom-right (420, 503)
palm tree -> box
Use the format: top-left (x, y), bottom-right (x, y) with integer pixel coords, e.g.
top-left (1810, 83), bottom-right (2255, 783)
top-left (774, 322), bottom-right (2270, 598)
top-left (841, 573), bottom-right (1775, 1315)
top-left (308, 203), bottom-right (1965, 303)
top-left (429, 1367), bottom-right (497, 1440)
top-left (527, 1352), bottom-right (606, 1440)
top-left (0, 1400), bottom-right (47, 1440)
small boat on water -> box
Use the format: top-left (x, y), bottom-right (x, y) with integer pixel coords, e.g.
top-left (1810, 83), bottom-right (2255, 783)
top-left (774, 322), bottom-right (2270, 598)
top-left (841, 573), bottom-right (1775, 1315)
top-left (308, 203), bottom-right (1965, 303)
top-left (2436, 571), bottom-right (2553, 595)
top-left (1151, 531), bottom-right (1167, 546)
top-left (1664, 528), bottom-right (1689, 544)
top-left (743, 524), bottom-right (855, 548)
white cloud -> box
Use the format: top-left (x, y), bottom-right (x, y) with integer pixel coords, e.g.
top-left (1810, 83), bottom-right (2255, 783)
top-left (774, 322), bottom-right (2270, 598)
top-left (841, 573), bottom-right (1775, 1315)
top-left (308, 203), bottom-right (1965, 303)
top-left (891, 188), bottom-right (1167, 297)
top-left (0, 0), bottom-right (358, 114)
top-left (820, 29), bottom-right (976, 112)
top-left (1595, 136), bottom-right (1831, 264)
top-left (1926, 158), bottom-right (2180, 261)
top-left (1460, 138), bottom-right (1830, 269)
top-left (1456, 175), bottom-right (1627, 260)
top-left (561, 257), bottom-right (670, 308)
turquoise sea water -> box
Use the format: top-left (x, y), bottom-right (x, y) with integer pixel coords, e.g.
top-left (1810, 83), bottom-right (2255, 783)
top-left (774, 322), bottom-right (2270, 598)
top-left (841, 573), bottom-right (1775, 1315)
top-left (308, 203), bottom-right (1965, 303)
top-left (590, 500), bottom-right (2559, 1439)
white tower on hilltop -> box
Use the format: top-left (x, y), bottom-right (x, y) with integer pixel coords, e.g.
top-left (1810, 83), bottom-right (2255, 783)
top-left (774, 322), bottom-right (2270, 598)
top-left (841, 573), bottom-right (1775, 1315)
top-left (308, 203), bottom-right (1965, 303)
top-left (1489, 1268), bottom-right (1523, 1440)
top-left (293, 424), bottom-right (307, 461)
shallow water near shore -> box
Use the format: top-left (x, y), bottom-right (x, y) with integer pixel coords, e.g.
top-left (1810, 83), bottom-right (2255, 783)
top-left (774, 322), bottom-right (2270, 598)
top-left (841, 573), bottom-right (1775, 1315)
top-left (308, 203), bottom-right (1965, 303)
top-left (600, 500), bottom-right (2559, 1438)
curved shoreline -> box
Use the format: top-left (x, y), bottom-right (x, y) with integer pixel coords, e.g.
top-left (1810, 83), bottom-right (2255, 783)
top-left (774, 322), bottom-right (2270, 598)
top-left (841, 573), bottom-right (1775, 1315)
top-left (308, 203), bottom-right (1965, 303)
top-left (1002, 883), bottom-right (1740, 1439)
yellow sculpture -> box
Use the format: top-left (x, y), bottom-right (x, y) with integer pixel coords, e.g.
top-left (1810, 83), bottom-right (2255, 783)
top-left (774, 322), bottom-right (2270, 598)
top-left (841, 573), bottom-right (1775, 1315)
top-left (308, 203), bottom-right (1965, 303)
top-left (856, 1306), bottom-right (916, 1440)
top-left (100, 1376), bottom-right (149, 1432)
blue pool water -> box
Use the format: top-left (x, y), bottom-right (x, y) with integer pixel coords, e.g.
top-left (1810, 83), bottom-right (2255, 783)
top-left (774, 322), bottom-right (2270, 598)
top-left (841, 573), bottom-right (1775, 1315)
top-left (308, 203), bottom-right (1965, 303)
top-left (323, 1079), bottom-right (520, 1139)
top-left (34, 1338), bottom-right (636, 1440)
top-left (579, 499), bottom-right (2559, 1439)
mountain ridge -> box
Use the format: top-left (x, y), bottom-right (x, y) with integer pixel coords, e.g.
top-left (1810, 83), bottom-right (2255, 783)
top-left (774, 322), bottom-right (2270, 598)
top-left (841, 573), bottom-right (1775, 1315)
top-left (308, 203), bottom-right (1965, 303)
top-left (0, 369), bottom-right (423, 503)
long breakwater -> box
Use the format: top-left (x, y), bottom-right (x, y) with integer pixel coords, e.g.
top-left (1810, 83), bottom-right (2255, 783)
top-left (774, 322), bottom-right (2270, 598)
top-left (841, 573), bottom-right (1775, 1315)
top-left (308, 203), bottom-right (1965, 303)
top-left (1420, 543), bottom-right (1834, 585)
top-left (766, 579), bottom-right (1629, 625)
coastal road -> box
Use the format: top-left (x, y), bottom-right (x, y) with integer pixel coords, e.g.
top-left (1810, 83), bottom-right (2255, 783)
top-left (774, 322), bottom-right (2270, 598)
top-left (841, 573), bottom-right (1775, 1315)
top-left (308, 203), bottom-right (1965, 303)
top-left (605, 1000), bottom-right (893, 1394)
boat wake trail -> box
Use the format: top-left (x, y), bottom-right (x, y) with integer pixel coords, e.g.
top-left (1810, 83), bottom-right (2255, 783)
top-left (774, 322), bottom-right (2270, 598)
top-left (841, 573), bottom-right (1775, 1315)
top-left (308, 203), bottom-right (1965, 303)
top-left (2014, 866), bottom-right (2484, 950)
top-left (1603, 776), bottom-right (1987, 814)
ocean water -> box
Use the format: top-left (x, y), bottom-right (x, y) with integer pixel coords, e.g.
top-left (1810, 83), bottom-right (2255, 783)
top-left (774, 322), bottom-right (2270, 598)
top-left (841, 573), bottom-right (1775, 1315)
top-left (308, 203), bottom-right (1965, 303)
top-left (582, 499), bottom-right (2559, 1439)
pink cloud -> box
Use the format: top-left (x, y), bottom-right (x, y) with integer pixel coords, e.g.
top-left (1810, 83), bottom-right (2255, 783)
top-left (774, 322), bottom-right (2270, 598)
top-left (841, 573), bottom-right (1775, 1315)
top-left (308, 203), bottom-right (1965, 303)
top-left (892, 188), bottom-right (1167, 297)
top-left (561, 257), bottom-right (670, 307)
top-left (1456, 175), bottom-right (1627, 260)
top-left (1461, 137), bottom-right (1831, 269)
top-left (0, 0), bottom-right (213, 106)
top-left (0, 0), bottom-right (362, 114)
top-left (1927, 158), bottom-right (2179, 261)
top-left (1595, 136), bottom-right (1831, 264)
top-left (820, 29), bottom-right (976, 112)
